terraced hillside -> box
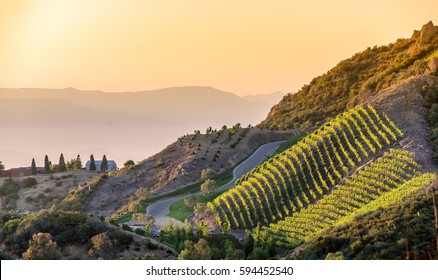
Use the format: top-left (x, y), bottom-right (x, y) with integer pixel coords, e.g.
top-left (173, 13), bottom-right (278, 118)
top-left (264, 151), bottom-right (435, 248)
top-left (208, 105), bottom-right (403, 230)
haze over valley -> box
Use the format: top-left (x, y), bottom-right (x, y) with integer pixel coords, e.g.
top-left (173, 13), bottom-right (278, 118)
top-left (0, 87), bottom-right (283, 168)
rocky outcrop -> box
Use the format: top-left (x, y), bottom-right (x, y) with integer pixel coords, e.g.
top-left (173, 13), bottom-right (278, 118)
top-left (420, 21), bottom-right (438, 45)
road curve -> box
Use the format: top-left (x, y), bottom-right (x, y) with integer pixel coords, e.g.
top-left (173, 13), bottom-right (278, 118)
top-left (146, 140), bottom-right (284, 218)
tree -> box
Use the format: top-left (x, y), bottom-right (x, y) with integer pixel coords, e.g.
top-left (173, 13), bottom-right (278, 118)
top-left (194, 238), bottom-right (211, 260)
top-left (194, 203), bottom-right (207, 217)
top-left (124, 160), bottom-right (135, 167)
top-left (178, 240), bottom-right (197, 260)
top-left (201, 179), bottom-right (216, 196)
top-left (44, 155), bottom-right (50, 173)
top-left (22, 233), bottom-right (61, 260)
top-left (58, 153), bottom-right (66, 172)
top-left (101, 155), bottom-right (108, 172)
top-left (88, 232), bottom-right (114, 259)
top-left (74, 154), bottom-right (82, 170)
top-left (178, 239), bottom-right (211, 260)
top-left (31, 158), bottom-right (37, 175)
top-left (184, 195), bottom-right (197, 209)
top-left (0, 160), bottom-right (4, 175)
top-left (201, 168), bottom-right (215, 180)
top-left (89, 154), bottom-right (96, 171)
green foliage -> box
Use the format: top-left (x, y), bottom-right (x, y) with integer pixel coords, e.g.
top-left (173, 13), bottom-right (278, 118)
top-left (2, 210), bottom-right (100, 257)
top-left (421, 84), bottom-right (438, 163)
top-left (178, 239), bottom-right (211, 260)
top-left (201, 168), bottom-right (215, 180)
top-left (22, 177), bottom-right (38, 188)
top-left (101, 155), bottom-right (108, 172)
top-left (264, 152), bottom-right (431, 248)
top-left (294, 194), bottom-right (438, 259)
top-left (210, 105), bottom-right (402, 230)
top-left (89, 154), bottom-right (96, 171)
top-left (58, 153), bottom-right (66, 172)
top-left (325, 252), bottom-right (345, 260)
top-left (0, 160), bottom-right (4, 174)
top-left (44, 155), bottom-right (51, 173)
top-left (184, 195), bottom-right (197, 209)
top-left (201, 179), bottom-right (216, 196)
top-left (31, 158), bottom-right (37, 175)
top-left (74, 154), bottom-right (82, 170)
top-left (124, 160), bottom-right (135, 167)
top-left (22, 232), bottom-right (61, 260)
top-left (0, 179), bottom-right (19, 201)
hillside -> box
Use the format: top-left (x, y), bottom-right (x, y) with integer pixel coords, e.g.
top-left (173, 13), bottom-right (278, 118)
top-left (85, 127), bottom-right (293, 217)
top-left (2, 22), bottom-right (438, 261)
top-left (210, 105), bottom-right (405, 229)
top-left (259, 21), bottom-right (438, 131)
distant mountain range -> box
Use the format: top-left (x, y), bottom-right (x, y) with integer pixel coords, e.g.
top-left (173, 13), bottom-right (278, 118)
top-left (0, 86), bottom-right (284, 168)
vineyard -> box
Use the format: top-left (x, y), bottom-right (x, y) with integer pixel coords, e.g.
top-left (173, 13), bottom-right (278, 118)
top-left (263, 151), bottom-right (435, 247)
top-left (208, 105), bottom-right (404, 230)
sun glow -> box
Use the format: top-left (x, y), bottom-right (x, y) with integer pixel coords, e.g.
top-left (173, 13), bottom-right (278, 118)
top-left (1, 0), bottom-right (437, 95)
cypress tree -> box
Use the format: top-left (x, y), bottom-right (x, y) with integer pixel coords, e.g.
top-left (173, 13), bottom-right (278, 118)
top-left (59, 153), bottom-right (66, 172)
top-left (44, 155), bottom-right (50, 173)
top-left (74, 154), bottom-right (82, 170)
top-left (31, 158), bottom-right (37, 175)
top-left (89, 154), bottom-right (96, 171)
top-left (101, 155), bottom-right (108, 172)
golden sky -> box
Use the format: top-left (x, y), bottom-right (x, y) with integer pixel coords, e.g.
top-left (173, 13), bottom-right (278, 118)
top-left (1, 0), bottom-right (437, 95)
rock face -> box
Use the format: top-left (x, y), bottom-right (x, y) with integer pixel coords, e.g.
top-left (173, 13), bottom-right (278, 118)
top-left (427, 57), bottom-right (438, 75)
top-left (366, 75), bottom-right (438, 173)
top-left (420, 21), bottom-right (438, 44)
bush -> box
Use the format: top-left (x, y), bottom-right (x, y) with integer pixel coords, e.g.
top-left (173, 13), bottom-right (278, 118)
top-left (22, 177), bottom-right (38, 188)
top-left (124, 160), bottom-right (135, 167)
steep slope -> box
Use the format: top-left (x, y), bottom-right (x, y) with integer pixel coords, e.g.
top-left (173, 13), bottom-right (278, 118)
top-left (366, 75), bottom-right (438, 171)
top-left (210, 105), bottom-right (404, 229)
top-left (259, 21), bottom-right (438, 131)
top-left (85, 128), bottom-right (293, 217)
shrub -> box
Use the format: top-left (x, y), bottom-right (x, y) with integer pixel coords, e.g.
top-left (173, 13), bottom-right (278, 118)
top-left (22, 177), bottom-right (38, 188)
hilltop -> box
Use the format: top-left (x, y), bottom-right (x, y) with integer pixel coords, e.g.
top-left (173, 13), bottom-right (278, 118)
top-left (260, 21), bottom-right (438, 131)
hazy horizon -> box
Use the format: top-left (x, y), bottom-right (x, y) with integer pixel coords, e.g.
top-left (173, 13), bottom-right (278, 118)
top-left (1, 1), bottom-right (437, 168)
top-left (0, 87), bottom-right (283, 169)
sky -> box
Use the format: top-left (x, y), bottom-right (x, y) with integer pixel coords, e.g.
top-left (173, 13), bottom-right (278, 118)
top-left (1, 0), bottom-right (437, 96)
